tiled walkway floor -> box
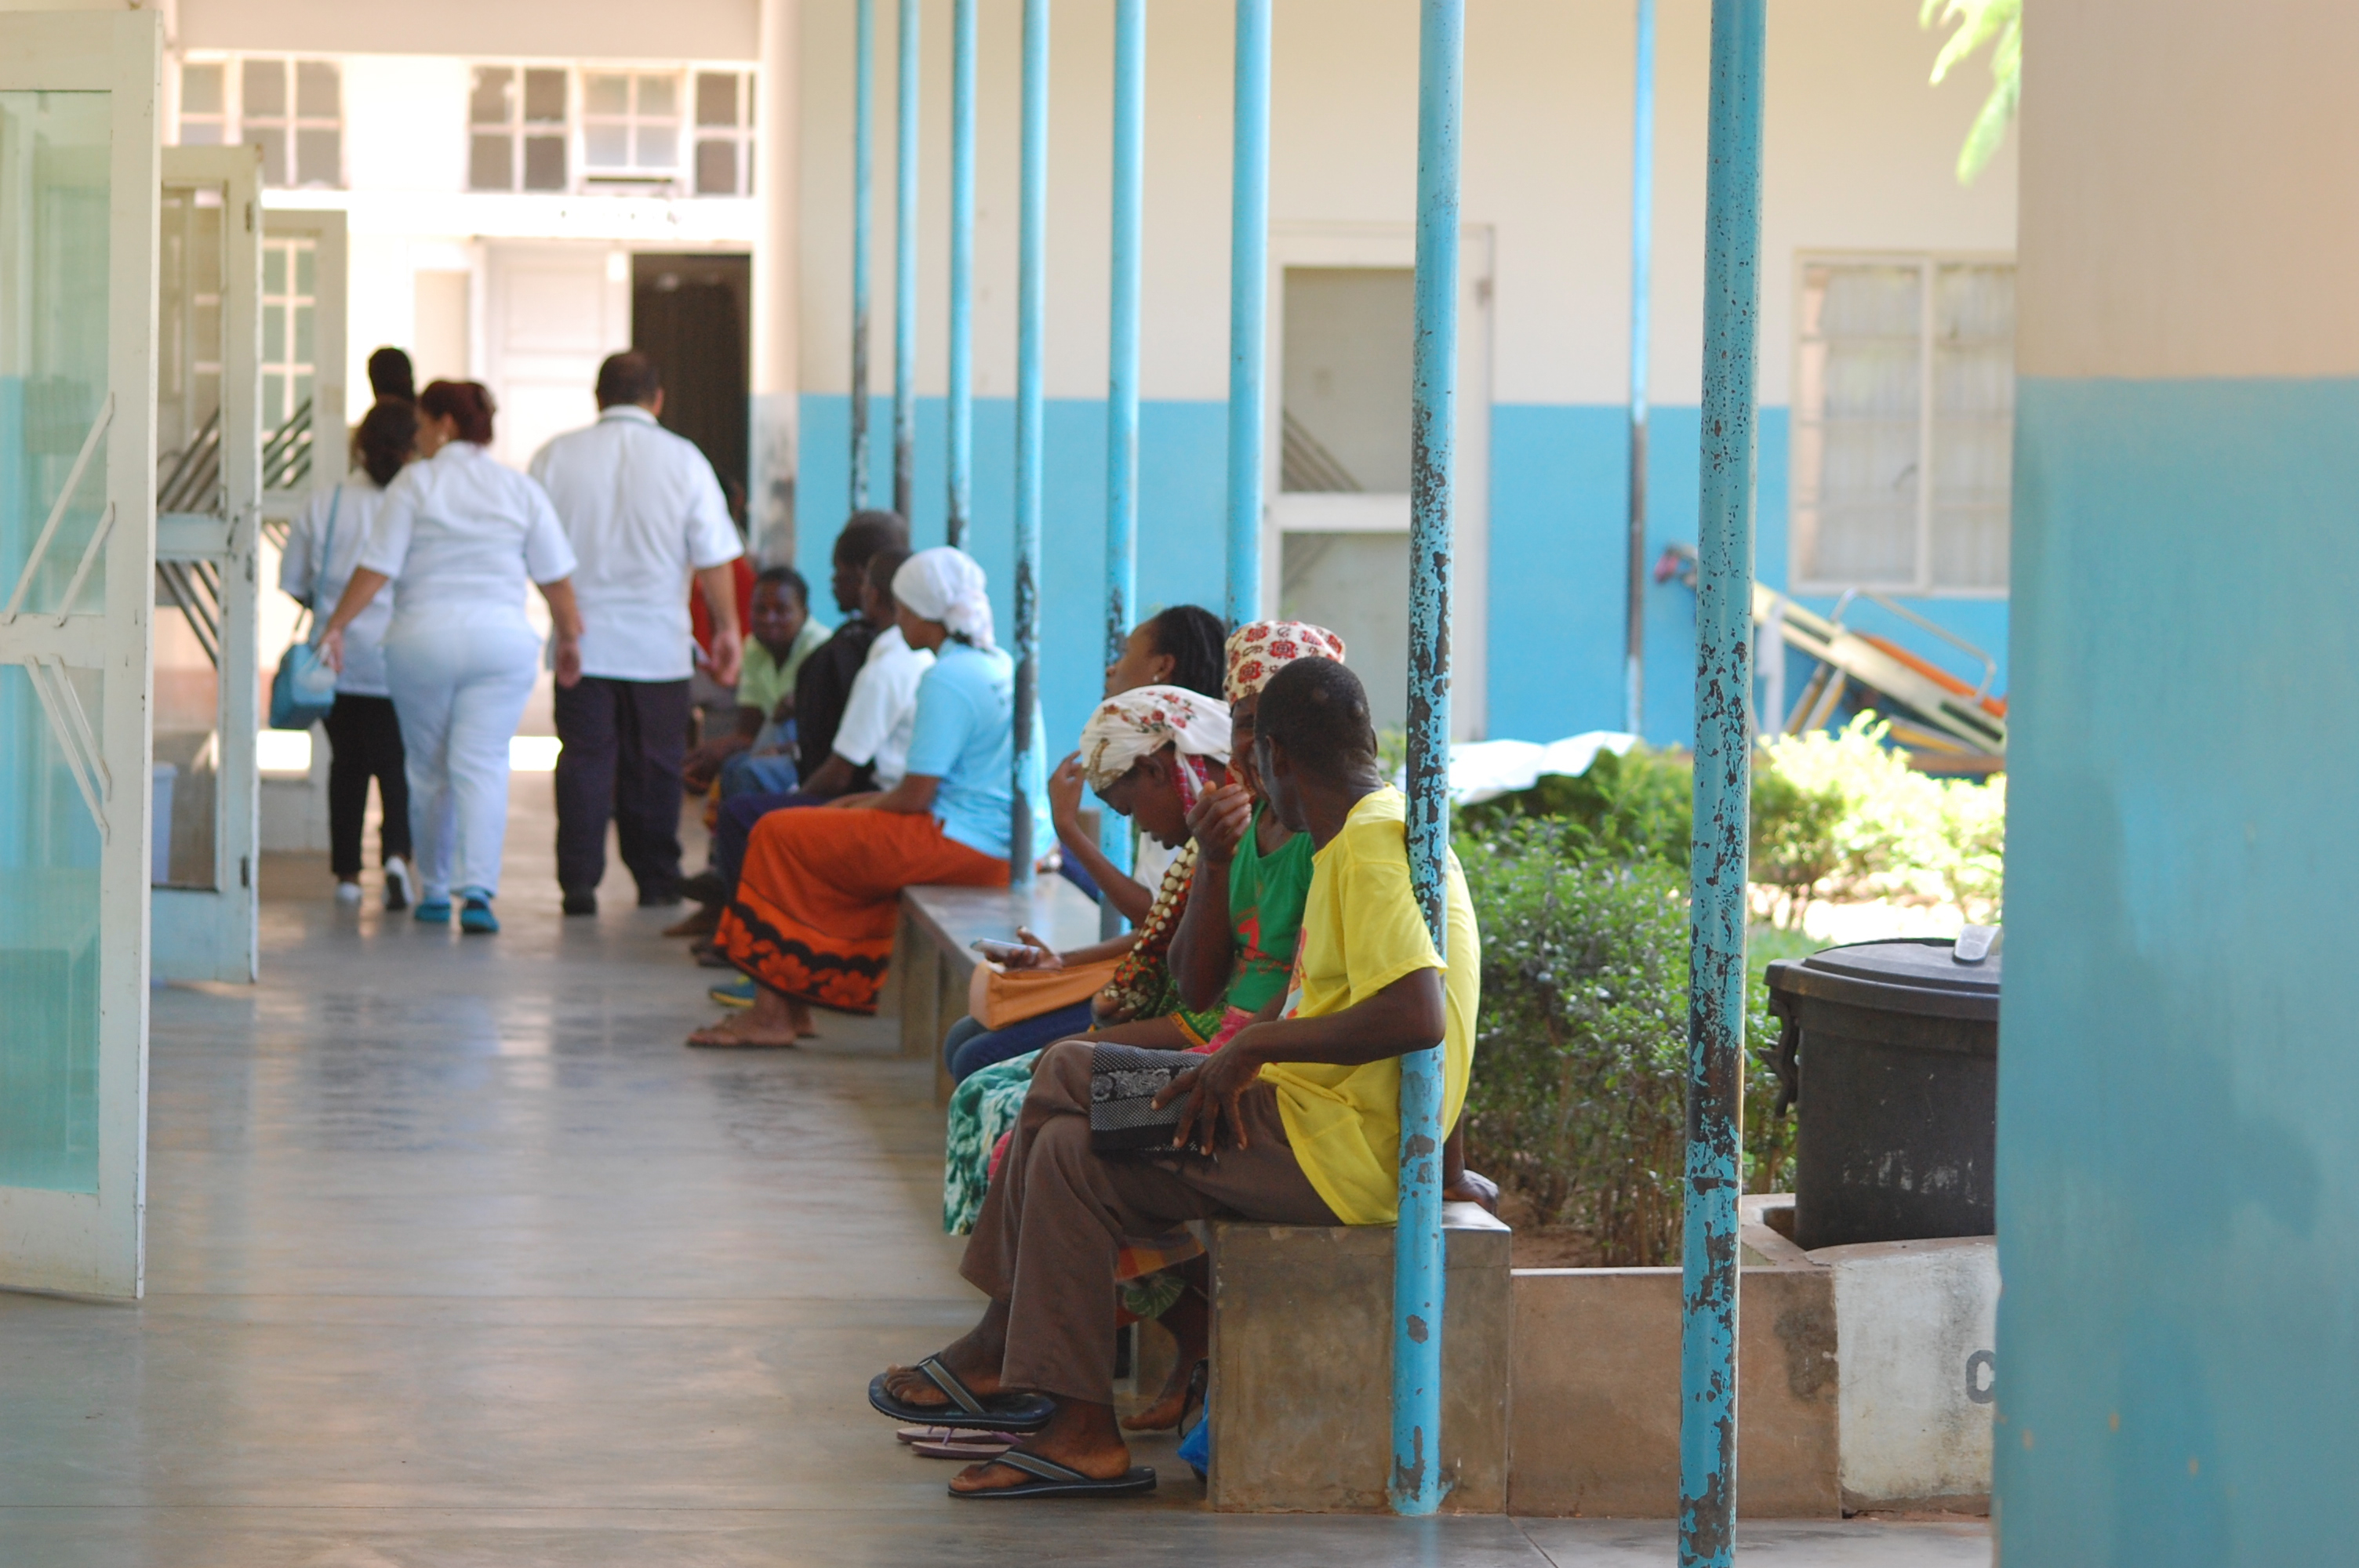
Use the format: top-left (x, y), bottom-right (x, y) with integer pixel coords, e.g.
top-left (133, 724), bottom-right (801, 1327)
top-left (0, 784), bottom-right (1991, 1566)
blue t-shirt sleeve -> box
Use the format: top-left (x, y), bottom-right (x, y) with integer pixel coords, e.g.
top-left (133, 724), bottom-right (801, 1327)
top-left (900, 662), bottom-right (974, 781)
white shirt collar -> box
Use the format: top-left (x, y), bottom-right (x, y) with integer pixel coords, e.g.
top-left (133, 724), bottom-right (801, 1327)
top-left (599, 405), bottom-right (660, 426)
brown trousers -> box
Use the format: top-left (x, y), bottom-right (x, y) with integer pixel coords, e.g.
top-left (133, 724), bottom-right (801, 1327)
top-left (960, 1040), bottom-right (1339, 1404)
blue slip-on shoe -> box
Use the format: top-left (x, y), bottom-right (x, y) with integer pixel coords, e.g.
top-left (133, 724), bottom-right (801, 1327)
top-left (413, 898), bottom-right (452, 925)
top-left (459, 894), bottom-right (500, 935)
top-left (708, 977), bottom-right (755, 1009)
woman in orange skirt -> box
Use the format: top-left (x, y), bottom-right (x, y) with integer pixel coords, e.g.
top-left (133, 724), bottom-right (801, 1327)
top-left (691, 548), bottom-right (1022, 1047)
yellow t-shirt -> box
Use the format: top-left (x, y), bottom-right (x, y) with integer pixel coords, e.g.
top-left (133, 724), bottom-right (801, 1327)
top-left (1259, 786), bottom-right (1480, 1226)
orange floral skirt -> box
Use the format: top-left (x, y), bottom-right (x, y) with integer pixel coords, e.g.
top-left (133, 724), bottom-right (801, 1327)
top-left (717, 808), bottom-right (1009, 1013)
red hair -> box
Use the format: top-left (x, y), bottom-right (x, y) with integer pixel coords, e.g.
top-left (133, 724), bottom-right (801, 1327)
top-left (417, 379), bottom-right (496, 446)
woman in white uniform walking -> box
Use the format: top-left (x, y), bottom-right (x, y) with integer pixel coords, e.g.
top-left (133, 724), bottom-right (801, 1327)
top-left (281, 398), bottom-right (422, 910)
top-left (319, 380), bottom-right (584, 935)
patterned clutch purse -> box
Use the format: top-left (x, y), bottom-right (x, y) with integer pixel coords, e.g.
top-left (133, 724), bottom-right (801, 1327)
top-left (1087, 1044), bottom-right (1205, 1153)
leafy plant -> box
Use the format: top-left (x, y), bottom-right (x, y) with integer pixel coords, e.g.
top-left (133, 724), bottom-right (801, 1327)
top-left (1457, 819), bottom-right (1797, 1265)
top-left (1921, 0), bottom-right (2021, 184)
top-left (1757, 713), bottom-right (2005, 916)
top-left (1459, 746), bottom-right (1696, 868)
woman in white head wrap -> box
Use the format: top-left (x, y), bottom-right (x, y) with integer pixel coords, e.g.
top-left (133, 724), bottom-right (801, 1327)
top-left (892, 546), bottom-right (996, 650)
top-left (692, 546), bottom-right (1026, 1048)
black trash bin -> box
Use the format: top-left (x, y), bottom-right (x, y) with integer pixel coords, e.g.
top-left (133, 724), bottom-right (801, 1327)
top-left (1765, 931), bottom-right (2000, 1250)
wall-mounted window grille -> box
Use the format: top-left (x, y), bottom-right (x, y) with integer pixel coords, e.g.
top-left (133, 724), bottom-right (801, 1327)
top-left (176, 57), bottom-right (343, 189)
top-left (581, 71), bottom-right (683, 186)
top-left (469, 66), bottom-right (569, 193)
top-left (692, 71), bottom-right (756, 196)
top-left (1791, 256), bottom-right (2015, 594)
top-left (260, 238), bottom-right (317, 464)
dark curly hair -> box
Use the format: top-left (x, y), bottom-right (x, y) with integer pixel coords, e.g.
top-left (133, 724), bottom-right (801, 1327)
top-left (1142, 604), bottom-right (1226, 701)
top-left (1256, 656), bottom-right (1378, 779)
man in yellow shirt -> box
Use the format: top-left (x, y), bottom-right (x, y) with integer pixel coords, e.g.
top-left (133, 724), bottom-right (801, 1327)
top-left (867, 657), bottom-right (1480, 1500)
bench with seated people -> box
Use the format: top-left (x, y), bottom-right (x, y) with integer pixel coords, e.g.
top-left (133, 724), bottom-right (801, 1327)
top-left (872, 653), bottom-right (1510, 1509)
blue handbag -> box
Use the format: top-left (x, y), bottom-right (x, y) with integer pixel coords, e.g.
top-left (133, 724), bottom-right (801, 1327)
top-left (270, 486), bottom-right (345, 731)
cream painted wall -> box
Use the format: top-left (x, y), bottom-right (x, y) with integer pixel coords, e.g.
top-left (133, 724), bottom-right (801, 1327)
top-left (2016, 0), bottom-right (2359, 380)
top-left (796, 0), bottom-right (2017, 407)
top-left (180, 0), bottom-right (758, 62)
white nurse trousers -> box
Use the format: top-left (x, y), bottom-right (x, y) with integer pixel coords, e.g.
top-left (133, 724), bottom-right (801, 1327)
top-left (383, 615), bottom-right (541, 902)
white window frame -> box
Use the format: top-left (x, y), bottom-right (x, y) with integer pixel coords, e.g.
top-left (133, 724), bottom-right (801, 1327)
top-left (579, 67), bottom-right (687, 189)
top-left (467, 63), bottom-right (572, 194)
top-left (175, 54), bottom-right (345, 191)
top-left (1789, 250), bottom-right (2015, 600)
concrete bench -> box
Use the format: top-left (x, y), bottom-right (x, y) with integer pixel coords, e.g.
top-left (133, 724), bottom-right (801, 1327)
top-left (889, 878), bottom-right (1104, 1098)
top-left (1205, 1201), bottom-right (1514, 1513)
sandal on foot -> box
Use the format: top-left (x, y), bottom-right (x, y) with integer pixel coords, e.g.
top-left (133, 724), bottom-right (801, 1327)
top-left (950, 1450), bottom-right (1157, 1501)
top-left (867, 1356), bottom-right (1055, 1432)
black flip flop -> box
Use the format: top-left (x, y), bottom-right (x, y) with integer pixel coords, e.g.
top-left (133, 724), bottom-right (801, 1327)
top-left (868, 1356), bottom-right (1056, 1432)
top-left (950, 1450), bottom-right (1158, 1500)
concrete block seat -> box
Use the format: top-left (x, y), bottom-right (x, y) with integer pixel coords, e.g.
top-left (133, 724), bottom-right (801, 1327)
top-left (1207, 1201), bottom-right (1514, 1514)
top-left (890, 879), bottom-right (1103, 1093)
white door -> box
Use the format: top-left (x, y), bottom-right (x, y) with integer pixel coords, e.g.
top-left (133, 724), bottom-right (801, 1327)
top-left (254, 206), bottom-right (347, 855)
top-left (151, 144), bottom-right (263, 984)
top-left (485, 241), bottom-right (630, 470)
top-left (1263, 226), bottom-right (1492, 740)
top-left (0, 10), bottom-right (162, 1298)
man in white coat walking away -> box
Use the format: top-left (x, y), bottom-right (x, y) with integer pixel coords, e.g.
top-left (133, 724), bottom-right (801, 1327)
top-left (531, 352), bottom-right (744, 915)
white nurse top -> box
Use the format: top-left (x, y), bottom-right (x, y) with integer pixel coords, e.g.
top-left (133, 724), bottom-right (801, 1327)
top-left (281, 469), bottom-right (398, 696)
top-left (526, 405), bottom-right (743, 683)
top-left (356, 441), bottom-right (576, 636)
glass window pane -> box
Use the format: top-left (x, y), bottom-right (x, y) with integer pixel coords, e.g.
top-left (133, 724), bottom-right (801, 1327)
top-left (522, 134), bottom-right (568, 191)
top-left (179, 120), bottom-right (224, 147)
top-left (583, 73), bottom-right (628, 116)
top-left (242, 58), bottom-right (287, 119)
top-left (1280, 268), bottom-right (1415, 493)
top-left (249, 125), bottom-right (289, 188)
top-left (696, 138), bottom-right (736, 195)
top-left (523, 68), bottom-right (567, 124)
top-left (696, 71), bottom-right (737, 126)
top-left (264, 303), bottom-right (285, 366)
top-left (263, 245), bottom-right (286, 296)
top-left (583, 122), bottom-right (627, 169)
top-left (294, 241), bottom-right (315, 296)
top-left (469, 66), bottom-right (514, 127)
top-left (638, 73), bottom-right (678, 118)
top-left (264, 370), bottom-right (286, 427)
top-left (295, 127), bottom-right (339, 187)
top-left (469, 132), bottom-right (514, 191)
top-left (152, 593), bottom-right (220, 891)
top-left (182, 63), bottom-right (224, 115)
top-left (0, 90), bottom-right (113, 1195)
top-left (295, 60), bottom-right (339, 120)
top-left (634, 123), bottom-right (677, 170)
top-left (293, 303), bottom-right (315, 366)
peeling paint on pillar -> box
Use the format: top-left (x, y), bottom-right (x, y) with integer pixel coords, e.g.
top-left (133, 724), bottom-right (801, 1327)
top-left (1009, 0), bottom-right (1049, 889)
top-left (1680, 0), bottom-right (1765, 1564)
top-left (849, 0), bottom-right (874, 512)
top-left (1394, 0), bottom-right (1462, 1522)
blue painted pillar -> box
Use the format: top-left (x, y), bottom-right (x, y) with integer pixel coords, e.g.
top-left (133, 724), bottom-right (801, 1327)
top-left (1010, 0), bottom-right (1049, 890)
top-left (1625, 0), bottom-right (1656, 739)
top-left (1102, 0), bottom-right (1146, 887)
top-left (947, 0), bottom-right (976, 549)
top-left (1393, 0), bottom-right (1462, 1519)
top-left (1223, 0), bottom-right (1271, 627)
top-left (892, 0), bottom-right (920, 524)
top-left (1679, 0), bottom-right (1765, 1563)
top-left (851, 0), bottom-right (876, 511)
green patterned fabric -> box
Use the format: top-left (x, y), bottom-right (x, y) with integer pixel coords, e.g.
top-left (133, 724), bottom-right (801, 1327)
top-left (943, 1051), bottom-right (1040, 1235)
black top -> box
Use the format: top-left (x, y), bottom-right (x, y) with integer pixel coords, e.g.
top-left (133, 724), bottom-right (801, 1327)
top-left (1766, 936), bottom-right (2001, 1023)
top-left (794, 618), bottom-right (881, 783)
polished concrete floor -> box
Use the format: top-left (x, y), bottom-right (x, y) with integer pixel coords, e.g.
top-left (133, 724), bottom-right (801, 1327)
top-left (1, 782), bottom-right (1994, 1566)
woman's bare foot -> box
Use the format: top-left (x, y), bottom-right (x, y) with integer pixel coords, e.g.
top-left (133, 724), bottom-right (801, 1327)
top-left (686, 984), bottom-right (814, 1047)
top-left (950, 1401), bottom-right (1132, 1494)
top-left (881, 1300), bottom-right (1012, 1410)
top-left (1121, 1269), bottom-right (1208, 1432)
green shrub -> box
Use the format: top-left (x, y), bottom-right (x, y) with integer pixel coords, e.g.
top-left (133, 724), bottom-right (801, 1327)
top-left (1459, 745), bottom-right (1696, 866)
top-left (1457, 818), bottom-right (1794, 1265)
top-left (1757, 713), bottom-right (2005, 915)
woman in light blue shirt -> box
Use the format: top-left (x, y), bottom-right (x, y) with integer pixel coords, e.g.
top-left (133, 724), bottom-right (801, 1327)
top-left (691, 547), bottom-right (1029, 1047)
top-left (318, 381), bottom-right (583, 935)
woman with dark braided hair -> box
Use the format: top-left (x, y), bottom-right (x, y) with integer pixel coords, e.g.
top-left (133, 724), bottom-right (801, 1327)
top-left (1047, 604), bottom-right (1226, 923)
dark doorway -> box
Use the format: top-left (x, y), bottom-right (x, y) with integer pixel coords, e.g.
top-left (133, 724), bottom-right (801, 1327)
top-left (631, 252), bottom-right (751, 517)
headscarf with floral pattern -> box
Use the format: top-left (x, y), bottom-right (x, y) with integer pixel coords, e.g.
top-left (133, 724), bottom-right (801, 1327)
top-left (1223, 619), bottom-right (1347, 702)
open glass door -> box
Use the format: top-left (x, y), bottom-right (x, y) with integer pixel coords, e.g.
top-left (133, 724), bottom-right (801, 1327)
top-left (0, 11), bottom-right (162, 1298)
top-left (151, 145), bottom-right (262, 984)
top-left (255, 206), bottom-right (347, 833)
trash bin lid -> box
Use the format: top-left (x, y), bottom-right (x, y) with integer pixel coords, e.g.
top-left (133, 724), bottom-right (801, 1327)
top-left (1765, 931), bottom-right (2001, 1023)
